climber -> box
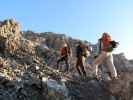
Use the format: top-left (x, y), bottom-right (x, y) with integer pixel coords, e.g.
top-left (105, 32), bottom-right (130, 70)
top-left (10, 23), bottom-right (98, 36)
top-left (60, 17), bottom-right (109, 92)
top-left (57, 39), bottom-right (71, 72)
top-left (92, 32), bottom-right (119, 80)
top-left (75, 41), bottom-right (90, 77)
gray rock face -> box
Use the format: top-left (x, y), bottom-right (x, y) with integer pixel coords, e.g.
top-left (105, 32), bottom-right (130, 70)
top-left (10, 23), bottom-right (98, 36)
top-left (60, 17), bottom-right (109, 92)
top-left (114, 53), bottom-right (133, 72)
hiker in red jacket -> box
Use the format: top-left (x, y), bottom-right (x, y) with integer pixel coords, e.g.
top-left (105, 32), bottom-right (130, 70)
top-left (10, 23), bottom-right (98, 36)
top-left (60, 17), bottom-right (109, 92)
top-left (57, 40), bottom-right (71, 72)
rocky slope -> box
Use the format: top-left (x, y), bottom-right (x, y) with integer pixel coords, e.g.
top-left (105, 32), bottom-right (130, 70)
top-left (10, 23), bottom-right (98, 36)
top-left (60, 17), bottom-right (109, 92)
top-left (0, 19), bottom-right (133, 100)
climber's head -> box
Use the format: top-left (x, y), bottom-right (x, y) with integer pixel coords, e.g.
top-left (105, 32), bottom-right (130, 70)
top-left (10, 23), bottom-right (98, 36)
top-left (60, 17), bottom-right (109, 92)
top-left (102, 32), bottom-right (109, 37)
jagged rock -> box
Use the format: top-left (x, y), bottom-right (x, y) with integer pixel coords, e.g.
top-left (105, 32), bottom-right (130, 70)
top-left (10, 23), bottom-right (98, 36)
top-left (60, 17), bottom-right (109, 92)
top-left (0, 19), bottom-right (21, 55)
top-left (46, 78), bottom-right (69, 100)
top-left (114, 53), bottom-right (133, 72)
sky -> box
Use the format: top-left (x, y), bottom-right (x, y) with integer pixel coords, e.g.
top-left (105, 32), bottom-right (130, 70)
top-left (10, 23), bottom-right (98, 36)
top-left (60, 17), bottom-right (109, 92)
top-left (0, 0), bottom-right (133, 59)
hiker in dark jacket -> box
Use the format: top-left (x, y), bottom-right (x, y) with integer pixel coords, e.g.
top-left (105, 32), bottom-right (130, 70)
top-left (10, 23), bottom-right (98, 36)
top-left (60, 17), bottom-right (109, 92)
top-left (57, 41), bottom-right (71, 72)
top-left (75, 41), bottom-right (87, 77)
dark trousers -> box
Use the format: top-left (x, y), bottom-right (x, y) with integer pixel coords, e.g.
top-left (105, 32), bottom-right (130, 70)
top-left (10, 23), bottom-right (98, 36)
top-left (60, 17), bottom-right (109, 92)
top-left (75, 56), bottom-right (86, 76)
top-left (57, 55), bottom-right (69, 72)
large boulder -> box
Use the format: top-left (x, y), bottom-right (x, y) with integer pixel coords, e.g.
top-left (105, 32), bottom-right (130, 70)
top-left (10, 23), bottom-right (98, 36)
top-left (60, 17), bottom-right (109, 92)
top-left (0, 19), bottom-right (21, 54)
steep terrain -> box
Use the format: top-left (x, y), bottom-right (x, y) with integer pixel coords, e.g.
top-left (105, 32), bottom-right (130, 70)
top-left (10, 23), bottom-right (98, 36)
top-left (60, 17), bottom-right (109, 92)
top-left (0, 19), bottom-right (133, 100)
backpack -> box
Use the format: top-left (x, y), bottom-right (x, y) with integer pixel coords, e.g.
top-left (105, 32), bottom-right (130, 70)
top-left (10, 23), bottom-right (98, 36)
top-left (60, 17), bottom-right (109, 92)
top-left (106, 40), bottom-right (119, 52)
top-left (98, 38), bottom-right (102, 54)
top-left (82, 45), bottom-right (90, 58)
top-left (110, 40), bottom-right (119, 48)
top-left (60, 46), bottom-right (71, 56)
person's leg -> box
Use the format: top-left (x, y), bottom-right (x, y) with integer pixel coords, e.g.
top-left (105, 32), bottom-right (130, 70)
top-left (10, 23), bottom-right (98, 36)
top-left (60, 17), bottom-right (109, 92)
top-left (57, 56), bottom-right (65, 69)
top-left (57, 59), bottom-right (60, 69)
top-left (64, 56), bottom-right (69, 72)
top-left (79, 57), bottom-right (87, 77)
top-left (106, 53), bottom-right (118, 79)
top-left (92, 51), bottom-right (107, 77)
top-left (75, 58), bottom-right (82, 76)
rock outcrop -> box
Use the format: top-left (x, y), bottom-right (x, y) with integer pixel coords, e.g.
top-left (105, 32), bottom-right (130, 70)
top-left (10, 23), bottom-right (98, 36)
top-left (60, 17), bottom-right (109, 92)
top-left (0, 19), bottom-right (133, 100)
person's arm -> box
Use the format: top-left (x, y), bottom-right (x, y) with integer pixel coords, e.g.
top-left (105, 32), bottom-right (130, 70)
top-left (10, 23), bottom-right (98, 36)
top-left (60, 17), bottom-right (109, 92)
top-left (69, 48), bottom-right (72, 57)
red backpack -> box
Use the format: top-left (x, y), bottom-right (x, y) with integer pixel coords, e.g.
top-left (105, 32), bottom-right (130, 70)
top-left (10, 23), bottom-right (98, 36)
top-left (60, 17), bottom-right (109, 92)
top-left (60, 47), bottom-right (67, 56)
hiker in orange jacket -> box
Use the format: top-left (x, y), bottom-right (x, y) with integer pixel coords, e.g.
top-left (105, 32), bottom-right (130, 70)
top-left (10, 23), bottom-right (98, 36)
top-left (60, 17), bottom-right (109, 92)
top-left (57, 40), bottom-right (71, 72)
top-left (92, 32), bottom-right (118, 80)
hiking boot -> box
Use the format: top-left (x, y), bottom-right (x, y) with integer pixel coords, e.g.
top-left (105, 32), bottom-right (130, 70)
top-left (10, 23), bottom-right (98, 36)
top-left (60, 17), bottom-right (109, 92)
top-left (80, 75), bottom-right (86, 80)
top-left (106, 76), bottom-right (112, 81)
top-left (64, 71), bottom-right (69, 74)
top-left (93, 74), bottom-right (100, 81)
top-left (111, 76), bottom-right (119, 81)
top-left (96, 75), bottom-right (100, 80)
top-left (64, 68), bottom-right (69, 73)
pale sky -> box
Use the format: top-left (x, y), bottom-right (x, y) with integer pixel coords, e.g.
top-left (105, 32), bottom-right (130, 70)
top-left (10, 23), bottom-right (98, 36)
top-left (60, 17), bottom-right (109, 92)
top-left (0, 0), bottom-right (132, 59)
